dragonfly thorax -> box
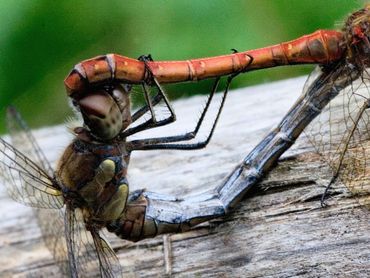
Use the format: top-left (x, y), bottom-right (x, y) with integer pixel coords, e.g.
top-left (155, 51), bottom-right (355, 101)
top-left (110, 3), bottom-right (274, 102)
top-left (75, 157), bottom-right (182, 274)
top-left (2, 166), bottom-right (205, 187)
top-left (57, 139), bottom-right (130, 222)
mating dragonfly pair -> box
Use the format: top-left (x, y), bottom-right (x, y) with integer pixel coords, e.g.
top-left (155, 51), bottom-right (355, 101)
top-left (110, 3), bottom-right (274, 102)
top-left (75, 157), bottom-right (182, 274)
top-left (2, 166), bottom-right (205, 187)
top-left (1, 4), bottom-right (370, 278)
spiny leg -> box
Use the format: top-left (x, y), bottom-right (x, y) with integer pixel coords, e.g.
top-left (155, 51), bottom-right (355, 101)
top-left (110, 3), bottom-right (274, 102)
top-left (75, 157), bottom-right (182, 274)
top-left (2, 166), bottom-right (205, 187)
top-left (128, 74), bottom-right (235, 151)
top-left (121, 91), bottom-right (175, 137)
top-left (137, 55), bottom-right (157, 123)
top-left (121, 55), bottom-right (176, 137)
top-left (321, 99), bottom-right (370, 206)
top-left (127, 78), bottom-right (220, 149)
top-left (131, 93), bottom-right (163, 122)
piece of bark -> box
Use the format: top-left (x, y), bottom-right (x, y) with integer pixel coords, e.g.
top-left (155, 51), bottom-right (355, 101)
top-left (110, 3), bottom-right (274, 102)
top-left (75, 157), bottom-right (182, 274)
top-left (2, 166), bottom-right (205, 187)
top-left (1, 76), bottom-right (369, 278)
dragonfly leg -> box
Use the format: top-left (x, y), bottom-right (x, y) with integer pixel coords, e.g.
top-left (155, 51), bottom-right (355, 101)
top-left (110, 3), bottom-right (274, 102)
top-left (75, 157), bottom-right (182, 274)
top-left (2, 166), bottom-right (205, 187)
top-left (130, 93), bottom-right (163, 123)
top-left (126, 53), bottom-right (253, 148)
top-left (127, 75), bottom-right (234, 151)
top-left (139, 55), bottom-right (157, 123)
top-left (127, 78), bottom-right (221, 150)
top-left (121, 55), bottom-right (177, 137)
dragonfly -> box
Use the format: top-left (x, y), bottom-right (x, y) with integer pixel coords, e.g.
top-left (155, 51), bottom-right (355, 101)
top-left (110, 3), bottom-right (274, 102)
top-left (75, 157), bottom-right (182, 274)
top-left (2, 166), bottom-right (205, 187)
top-left (1, 4), bottom-right (370, 278)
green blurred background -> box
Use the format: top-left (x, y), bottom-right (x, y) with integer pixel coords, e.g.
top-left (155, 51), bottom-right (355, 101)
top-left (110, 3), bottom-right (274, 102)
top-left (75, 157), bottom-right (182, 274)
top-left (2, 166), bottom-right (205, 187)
top-left (0, 0), bottom-right (364, 133)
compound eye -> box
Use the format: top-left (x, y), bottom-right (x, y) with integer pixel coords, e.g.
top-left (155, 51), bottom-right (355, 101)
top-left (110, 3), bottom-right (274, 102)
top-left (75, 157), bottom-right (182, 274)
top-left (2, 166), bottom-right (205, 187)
top-left (78, 91), bottom-right (123, 140)
top-left (112, 84), bottom-right (132, 111)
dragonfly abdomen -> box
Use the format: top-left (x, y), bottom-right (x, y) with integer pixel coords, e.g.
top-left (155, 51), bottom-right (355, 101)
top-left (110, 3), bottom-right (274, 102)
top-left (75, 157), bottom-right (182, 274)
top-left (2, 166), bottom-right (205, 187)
top-left (64, 31), bottom-right (345, 100)
top-left (247, 30), bottom-right (345, 69)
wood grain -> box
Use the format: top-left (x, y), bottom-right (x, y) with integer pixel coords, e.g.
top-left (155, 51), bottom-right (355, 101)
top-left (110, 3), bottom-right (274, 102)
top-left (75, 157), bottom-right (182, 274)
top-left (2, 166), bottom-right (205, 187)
top-left (1, 76), bottom-right (369, 278)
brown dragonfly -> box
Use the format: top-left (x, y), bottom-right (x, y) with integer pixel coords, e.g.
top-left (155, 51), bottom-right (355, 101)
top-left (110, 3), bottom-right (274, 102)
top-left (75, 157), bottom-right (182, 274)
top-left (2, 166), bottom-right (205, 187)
top-left (1, 4), bottom-right (370, 277)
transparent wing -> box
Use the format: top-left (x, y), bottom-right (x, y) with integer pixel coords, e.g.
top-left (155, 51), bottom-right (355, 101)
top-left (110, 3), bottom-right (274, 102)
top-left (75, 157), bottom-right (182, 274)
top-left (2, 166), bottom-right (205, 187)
top-left (4, 107), bottom-right (72, 274)
top-left (6, 106), bottom-right (54, 175)
top-left (304, 66), bottom-right (370, 207)
top-left (91, 228), bottom-right (123, 277)
top-left (65, 206), bottom-right (123, 278)
top-left (0, 136), bottom-right (64, 208)
top-left (1, 107), bottom-right (63, 208)
top-left (36, 208), bottom-right (71, 276)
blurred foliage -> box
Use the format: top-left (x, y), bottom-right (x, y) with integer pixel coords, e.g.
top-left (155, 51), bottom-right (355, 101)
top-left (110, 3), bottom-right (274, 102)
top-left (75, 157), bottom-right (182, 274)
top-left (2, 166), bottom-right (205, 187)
top-left (0, 0), bottom-right (363, 133)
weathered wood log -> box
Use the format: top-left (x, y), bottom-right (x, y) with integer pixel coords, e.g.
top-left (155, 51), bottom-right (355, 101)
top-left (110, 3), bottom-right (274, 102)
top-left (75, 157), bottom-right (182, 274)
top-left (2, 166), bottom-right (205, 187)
top-left (1, 76), bottom-right (370, 277)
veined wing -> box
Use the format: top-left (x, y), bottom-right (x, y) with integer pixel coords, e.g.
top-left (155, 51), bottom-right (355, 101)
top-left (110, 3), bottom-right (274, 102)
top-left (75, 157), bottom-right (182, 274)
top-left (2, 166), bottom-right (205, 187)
top-left (31, 200), bottom-right (122, 277)
top-left (5, 107), bottom-right (71, 274)
top-left (304, 64), bottom-right (370, 206)
top-left (1, 107), bottom-right (63, 208)
top-left (0, 135), bottom-right (68, 271)
top-left (34, 207), bottom-right (70, 275)
top-left (6, 106), bottom-right (54, 175)
top-left (65, 206), bottom-right (123, 278)
top-left (0, 135), bottom-right (64, 208)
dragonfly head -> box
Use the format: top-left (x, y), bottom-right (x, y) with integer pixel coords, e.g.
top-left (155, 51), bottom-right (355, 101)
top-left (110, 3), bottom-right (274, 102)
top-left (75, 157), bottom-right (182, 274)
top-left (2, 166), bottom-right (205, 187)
top-left (344, 4), bottom-right (370, 66)
top-left (77, 84), bottom-right (131, 141)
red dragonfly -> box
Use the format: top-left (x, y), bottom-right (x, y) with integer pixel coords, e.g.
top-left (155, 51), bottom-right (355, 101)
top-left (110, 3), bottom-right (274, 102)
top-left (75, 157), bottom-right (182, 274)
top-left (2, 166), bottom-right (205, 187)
top-left (65, 30), bottom-right (344, 100)
top-left (1, 4), bottom-right (370, 277)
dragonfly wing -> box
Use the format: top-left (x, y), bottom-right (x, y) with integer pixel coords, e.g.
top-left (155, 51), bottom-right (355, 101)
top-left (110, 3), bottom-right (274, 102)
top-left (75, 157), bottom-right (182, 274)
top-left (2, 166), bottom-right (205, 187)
top-left (0, 107), bottom-right (64, 208)
top-left (304, 66), bottom-right (370, 206)
top-left (64, 206), bottom-right (122, 278)
top-left (90, 228), bottom-right (123, 278)
top-left (6, 106), bottom-right (54, 175)
top-left (4, 107), bottom-right (70, 273)
top-left (0, 136), bottom-right (64, 208)
top-left (36, 207), bottom-right (71, 276)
